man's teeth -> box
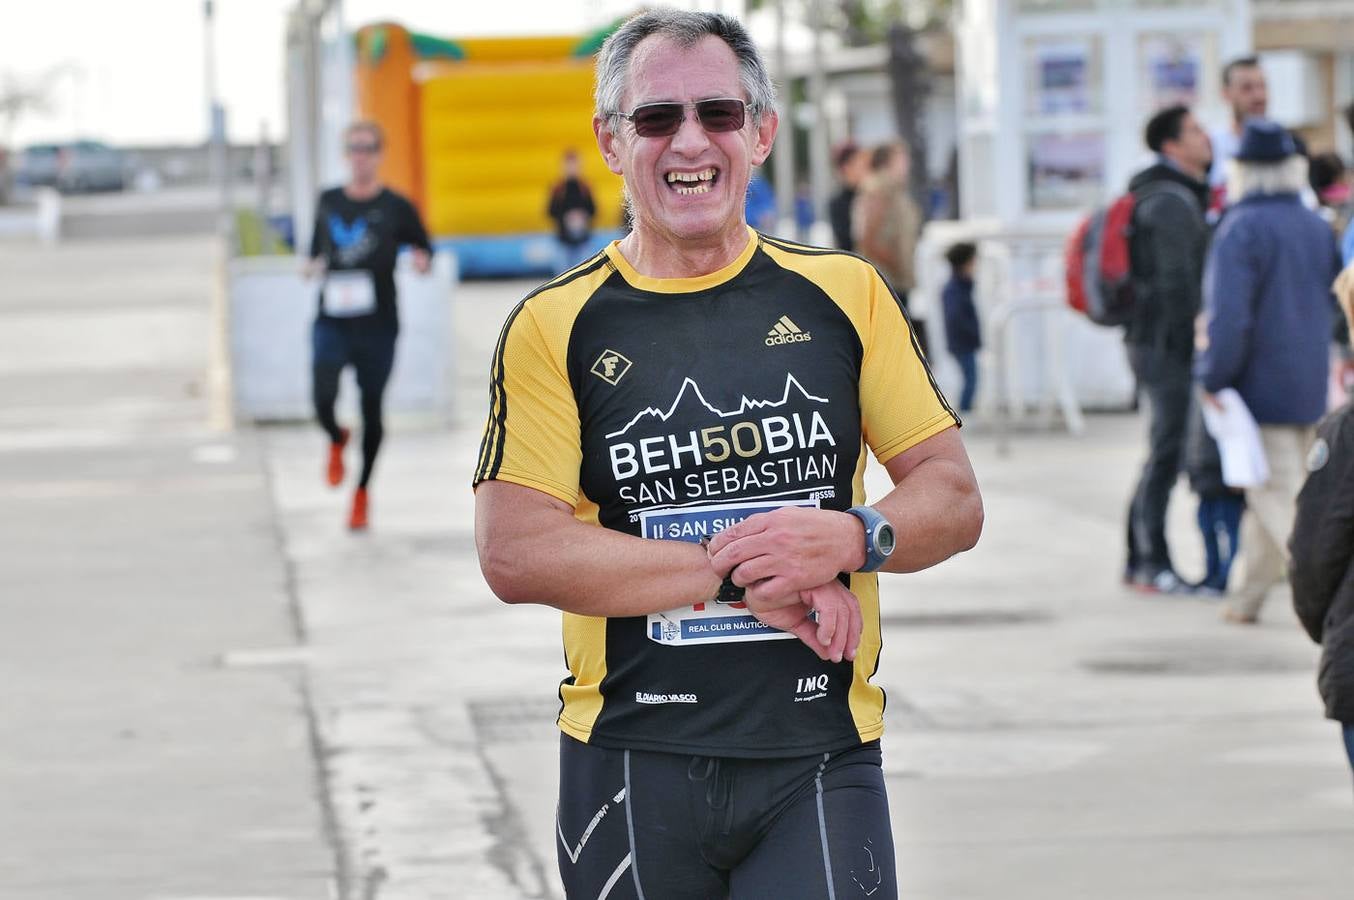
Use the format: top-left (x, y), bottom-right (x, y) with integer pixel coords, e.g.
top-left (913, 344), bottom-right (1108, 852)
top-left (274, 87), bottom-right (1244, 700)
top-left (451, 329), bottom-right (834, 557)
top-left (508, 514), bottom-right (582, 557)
top-left (666, 169), bottom-right (716, 194)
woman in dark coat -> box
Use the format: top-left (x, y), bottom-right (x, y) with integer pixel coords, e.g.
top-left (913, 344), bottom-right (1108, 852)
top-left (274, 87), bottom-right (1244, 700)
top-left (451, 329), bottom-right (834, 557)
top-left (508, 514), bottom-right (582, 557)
top-left (1290, 263), bottom-right (1354, 779)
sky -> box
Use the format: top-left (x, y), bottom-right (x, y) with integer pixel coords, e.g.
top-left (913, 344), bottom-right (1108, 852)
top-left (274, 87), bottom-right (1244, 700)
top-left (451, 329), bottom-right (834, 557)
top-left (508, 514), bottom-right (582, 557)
top-left (0, 0), bottom-right (746, 148)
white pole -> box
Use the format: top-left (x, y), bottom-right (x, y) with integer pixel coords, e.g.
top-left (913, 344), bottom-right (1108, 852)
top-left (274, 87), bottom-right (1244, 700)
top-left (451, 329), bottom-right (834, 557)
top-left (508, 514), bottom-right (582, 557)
top-left (805, 1), bottom-right (832, 246)
top-left (772, 0), bottom-right (797, 238)
top-left (204, 0), bottom-right (230, 233)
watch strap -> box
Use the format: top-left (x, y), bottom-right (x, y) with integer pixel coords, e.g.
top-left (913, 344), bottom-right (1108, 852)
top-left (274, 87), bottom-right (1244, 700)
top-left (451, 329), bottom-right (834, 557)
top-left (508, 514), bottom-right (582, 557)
top-left (845, 505), bottom-right (893, 573)
top-left (699, 536), bottom-right (746, 604)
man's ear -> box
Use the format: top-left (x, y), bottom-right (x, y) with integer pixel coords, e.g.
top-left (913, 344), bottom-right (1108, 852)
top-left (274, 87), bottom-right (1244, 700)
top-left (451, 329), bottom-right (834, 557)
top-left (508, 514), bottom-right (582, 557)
top-left (749, 108), bottom-right (779, 167)
top-left (595, 116), bottom-right (625, 176)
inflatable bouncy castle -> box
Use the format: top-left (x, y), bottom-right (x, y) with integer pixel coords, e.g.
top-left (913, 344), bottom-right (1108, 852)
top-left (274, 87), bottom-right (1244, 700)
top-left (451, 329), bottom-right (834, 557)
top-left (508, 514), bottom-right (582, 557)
top-left (354, 22), bottom-right (626, 276)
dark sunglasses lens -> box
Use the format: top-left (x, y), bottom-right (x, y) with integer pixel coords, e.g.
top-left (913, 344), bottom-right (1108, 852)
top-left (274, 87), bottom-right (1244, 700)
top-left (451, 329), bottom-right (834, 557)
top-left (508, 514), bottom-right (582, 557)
top-left (695, 99), bottom-right (745, 132)
top-left (631, 104), bottom-right (684, 137)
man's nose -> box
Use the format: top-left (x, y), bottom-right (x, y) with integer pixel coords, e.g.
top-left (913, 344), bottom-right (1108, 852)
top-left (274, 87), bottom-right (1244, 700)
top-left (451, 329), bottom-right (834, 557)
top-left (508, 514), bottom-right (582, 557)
top-left (669, 109), bottom-right (711, 155)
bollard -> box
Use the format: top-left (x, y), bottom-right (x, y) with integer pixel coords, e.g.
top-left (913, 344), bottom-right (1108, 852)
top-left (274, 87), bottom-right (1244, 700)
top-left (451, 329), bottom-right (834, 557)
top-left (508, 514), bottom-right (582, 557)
top-left (35, 187), bottom-right (61, 246)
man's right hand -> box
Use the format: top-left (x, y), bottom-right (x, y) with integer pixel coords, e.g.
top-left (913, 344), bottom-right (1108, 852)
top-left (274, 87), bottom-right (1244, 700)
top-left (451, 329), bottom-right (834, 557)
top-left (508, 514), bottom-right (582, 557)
top-left (303, 258), bottom-right (325, 280)
top-left (743, 579), bottom-right (862, 664)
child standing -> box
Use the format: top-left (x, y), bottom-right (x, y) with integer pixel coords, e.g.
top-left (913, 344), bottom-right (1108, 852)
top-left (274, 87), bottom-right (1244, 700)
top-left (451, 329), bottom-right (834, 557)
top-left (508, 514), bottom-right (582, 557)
top-left (1185, 400), bottom-right (1245, 594)
top-left (1187, 312), bottom-right (1243, 595)
top-left (942, 242), bottom-right (982, 412)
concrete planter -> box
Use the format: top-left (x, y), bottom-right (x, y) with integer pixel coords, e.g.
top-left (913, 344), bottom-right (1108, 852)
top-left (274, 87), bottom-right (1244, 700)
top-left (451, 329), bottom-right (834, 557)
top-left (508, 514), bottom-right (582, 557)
top-left (226, 252), bottom-right (456, 422)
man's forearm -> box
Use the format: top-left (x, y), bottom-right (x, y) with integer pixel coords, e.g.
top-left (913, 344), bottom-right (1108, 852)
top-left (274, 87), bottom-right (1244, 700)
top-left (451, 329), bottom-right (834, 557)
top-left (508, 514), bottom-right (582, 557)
top-left (871, 456), bottom-right (983, 573)
top-left (476, 494), bottom-right (721, 616)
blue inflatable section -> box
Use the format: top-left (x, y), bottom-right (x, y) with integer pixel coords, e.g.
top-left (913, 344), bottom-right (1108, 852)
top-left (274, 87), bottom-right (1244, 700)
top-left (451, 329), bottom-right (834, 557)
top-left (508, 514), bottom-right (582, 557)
top-left (435, 230), bottom-right (624, 279)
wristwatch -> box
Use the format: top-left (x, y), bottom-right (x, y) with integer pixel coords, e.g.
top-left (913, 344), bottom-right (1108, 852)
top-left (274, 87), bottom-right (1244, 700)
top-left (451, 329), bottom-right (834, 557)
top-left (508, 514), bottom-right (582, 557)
top-left (844, 506), bottom-right (895, 572)
top-left (699, 536), bottom-right (746, 604)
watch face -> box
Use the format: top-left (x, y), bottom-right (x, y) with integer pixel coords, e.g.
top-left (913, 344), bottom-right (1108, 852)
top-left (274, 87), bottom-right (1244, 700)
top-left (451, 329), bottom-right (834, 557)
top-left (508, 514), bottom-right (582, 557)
top-left (876, 523), bottom-right (896, 556)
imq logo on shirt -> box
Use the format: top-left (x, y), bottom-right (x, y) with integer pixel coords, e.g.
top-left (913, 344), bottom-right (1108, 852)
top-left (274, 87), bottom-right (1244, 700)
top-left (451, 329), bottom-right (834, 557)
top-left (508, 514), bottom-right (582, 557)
top-left (794, 674), bottom-right (829, 703)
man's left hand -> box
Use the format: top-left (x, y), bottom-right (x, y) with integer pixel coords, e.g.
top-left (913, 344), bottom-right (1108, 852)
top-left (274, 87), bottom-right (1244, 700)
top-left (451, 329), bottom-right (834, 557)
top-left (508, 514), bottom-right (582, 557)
top-left (411, 248), bottom-right (431, 274)
top-left (744, 579), bottom-right (863, 663)
top-left (708, 507), bottom-right (864, 603)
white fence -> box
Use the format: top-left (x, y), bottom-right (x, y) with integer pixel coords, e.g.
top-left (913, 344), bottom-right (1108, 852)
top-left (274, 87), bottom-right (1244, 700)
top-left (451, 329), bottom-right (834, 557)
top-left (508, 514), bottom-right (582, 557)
top-left (915, 219), bottom-right (1136, 434)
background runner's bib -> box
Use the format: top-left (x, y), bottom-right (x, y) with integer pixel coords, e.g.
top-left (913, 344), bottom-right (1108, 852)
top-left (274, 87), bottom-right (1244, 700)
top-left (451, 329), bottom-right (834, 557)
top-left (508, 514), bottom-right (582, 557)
top-left (322, 271), bottom-right (377, 318)
top-left (642, 498), bottom-right (817, 646)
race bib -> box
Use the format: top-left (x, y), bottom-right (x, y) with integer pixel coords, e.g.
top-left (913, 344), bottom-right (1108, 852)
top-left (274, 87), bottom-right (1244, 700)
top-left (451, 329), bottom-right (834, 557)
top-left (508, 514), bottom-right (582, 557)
top-left (322, 271), bottom-right (376, 317)
top-left (642, 498), bottom-right (819, 646)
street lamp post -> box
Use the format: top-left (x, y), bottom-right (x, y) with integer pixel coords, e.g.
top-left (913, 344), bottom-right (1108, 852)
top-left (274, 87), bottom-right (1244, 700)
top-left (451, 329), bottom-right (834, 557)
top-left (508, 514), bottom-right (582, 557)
top-left (204, 0), bottom-right (231, 232)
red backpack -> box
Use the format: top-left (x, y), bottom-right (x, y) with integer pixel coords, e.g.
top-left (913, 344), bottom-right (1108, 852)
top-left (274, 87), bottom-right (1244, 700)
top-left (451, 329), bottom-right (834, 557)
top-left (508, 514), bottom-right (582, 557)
top-left (1065, 194), bottom-right (1137, 326)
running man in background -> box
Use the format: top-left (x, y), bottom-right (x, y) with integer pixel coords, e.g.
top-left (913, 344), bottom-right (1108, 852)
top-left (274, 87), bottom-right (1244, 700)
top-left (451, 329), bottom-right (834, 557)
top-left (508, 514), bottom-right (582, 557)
top-left (305, 120), bottom-right (432, 531)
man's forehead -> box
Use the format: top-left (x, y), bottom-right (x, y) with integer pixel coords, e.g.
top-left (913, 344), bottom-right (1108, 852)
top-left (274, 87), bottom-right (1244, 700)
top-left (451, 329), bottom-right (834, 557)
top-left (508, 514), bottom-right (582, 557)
top-left (624, 34), bottom-right (744, 104)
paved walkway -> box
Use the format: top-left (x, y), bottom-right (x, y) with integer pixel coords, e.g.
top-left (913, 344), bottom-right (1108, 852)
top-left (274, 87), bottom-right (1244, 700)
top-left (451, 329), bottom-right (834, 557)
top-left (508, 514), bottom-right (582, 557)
top-left (0, 235), bottom-right (331, 900)
top-left (267, 278), bottom-right (1354, 900)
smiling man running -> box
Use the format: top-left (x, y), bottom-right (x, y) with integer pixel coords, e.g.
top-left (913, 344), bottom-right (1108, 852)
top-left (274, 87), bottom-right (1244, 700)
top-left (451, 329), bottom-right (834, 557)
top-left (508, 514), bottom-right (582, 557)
top-left (473, 10), bottom-right (982, 899)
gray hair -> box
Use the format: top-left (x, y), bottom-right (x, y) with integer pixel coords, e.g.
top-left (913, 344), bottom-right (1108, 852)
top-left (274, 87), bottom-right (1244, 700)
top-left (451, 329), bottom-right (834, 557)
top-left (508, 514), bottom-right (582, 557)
top-left (594, 9), bottom-right (777, 124)
top-left (1226, 154), bottom-right (1309, 201)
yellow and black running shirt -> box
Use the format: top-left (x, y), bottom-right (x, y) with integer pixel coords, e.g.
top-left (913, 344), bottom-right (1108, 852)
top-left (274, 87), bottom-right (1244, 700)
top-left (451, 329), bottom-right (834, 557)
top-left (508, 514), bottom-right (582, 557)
top-left (474, 227), bottom-right (958, 758)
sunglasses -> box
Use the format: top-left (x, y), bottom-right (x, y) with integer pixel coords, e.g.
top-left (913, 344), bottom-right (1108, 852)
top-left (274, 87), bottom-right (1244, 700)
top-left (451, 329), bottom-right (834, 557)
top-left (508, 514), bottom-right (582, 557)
top-left (618, 98), bottom-right (748, 138)
top-left (346, 143), bottom-right (380, 155)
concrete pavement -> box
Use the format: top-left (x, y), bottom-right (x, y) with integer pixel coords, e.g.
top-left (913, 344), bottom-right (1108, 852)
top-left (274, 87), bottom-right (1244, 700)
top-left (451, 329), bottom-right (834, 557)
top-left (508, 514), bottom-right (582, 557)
top-left (0, 235), bottom-right (331, 900)
top-left (4, 213), bottom-right (1347, 897)
top-left (268, 277), bottom-right (1354, 899)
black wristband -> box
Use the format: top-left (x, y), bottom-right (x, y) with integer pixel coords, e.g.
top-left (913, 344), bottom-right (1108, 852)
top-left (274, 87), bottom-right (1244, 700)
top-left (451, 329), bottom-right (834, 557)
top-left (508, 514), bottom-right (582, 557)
top-left (699, 536), bottom-right (746, 604)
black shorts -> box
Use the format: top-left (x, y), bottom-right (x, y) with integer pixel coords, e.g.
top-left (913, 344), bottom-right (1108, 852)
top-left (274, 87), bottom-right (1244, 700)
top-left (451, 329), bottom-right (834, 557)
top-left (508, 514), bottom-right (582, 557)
top-left (555, 734), bottom-right (896, 900)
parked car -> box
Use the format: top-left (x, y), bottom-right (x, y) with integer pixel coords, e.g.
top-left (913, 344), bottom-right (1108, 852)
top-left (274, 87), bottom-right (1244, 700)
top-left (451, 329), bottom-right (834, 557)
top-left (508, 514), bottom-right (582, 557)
top-left (16, 141), bottom-right (126, 193)
top-left (15, 144), bottom-right (61, 188)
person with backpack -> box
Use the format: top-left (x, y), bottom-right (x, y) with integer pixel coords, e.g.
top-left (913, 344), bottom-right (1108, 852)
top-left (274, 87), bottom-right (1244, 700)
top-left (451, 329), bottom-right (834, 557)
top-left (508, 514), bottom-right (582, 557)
top-left (1122, 105), bottom-right (1213, 594)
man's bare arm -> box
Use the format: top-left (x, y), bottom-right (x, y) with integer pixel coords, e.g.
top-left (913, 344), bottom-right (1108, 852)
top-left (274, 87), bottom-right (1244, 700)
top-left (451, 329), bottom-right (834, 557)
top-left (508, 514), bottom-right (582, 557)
top-left (475, 480), bottom-right (720, 616)
top-left (872, 426), bottom-right (983, 573)
top-left (708, 427), bottom-right (982, 601)
top-left (476, 481), bottom-right (860, 661)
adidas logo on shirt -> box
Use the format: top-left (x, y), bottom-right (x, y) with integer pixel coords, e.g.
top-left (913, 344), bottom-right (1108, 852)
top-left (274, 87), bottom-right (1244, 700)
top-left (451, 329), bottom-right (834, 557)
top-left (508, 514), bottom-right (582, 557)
top-left (765, 315), bottom-right (812, 346)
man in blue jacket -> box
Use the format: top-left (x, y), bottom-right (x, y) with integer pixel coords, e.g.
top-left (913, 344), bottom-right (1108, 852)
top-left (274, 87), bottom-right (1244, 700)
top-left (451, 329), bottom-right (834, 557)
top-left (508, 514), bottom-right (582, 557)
top-left (1196, 118), bottom-right (1342, 624)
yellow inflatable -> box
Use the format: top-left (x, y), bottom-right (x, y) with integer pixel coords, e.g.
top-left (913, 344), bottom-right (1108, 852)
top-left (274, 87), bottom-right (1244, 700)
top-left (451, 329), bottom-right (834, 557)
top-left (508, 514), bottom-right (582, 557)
top-left (355, 23), bottom-right (625, 275)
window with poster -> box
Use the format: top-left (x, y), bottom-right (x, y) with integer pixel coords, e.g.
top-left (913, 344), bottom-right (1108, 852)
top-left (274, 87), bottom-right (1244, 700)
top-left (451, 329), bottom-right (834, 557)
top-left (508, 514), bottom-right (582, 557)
top-left (1027, 131), bottom-right (1106, 210)
top-left (1022, 35), bottom-right (1106, 210)
top-left (1137, 32), bottom-right (1217, 116)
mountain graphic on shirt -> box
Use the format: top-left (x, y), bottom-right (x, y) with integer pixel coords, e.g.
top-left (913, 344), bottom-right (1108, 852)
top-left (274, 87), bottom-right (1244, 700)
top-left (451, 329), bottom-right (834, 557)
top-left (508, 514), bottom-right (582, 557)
top-left (605, 373), bottom-right (830, 440)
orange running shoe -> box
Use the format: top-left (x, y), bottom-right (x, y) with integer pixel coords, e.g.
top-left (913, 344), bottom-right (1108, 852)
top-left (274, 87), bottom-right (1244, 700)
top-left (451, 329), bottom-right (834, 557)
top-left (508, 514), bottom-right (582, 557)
top-left (349, 486), bottom-right (369, 531)
top-left (326, 427), bottom-right (350, 487)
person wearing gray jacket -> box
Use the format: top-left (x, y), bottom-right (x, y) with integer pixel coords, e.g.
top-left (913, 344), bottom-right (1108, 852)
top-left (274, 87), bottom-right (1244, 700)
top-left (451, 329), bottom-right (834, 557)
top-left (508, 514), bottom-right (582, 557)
top-left (1123, 105), bottom-right (1214, 594)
